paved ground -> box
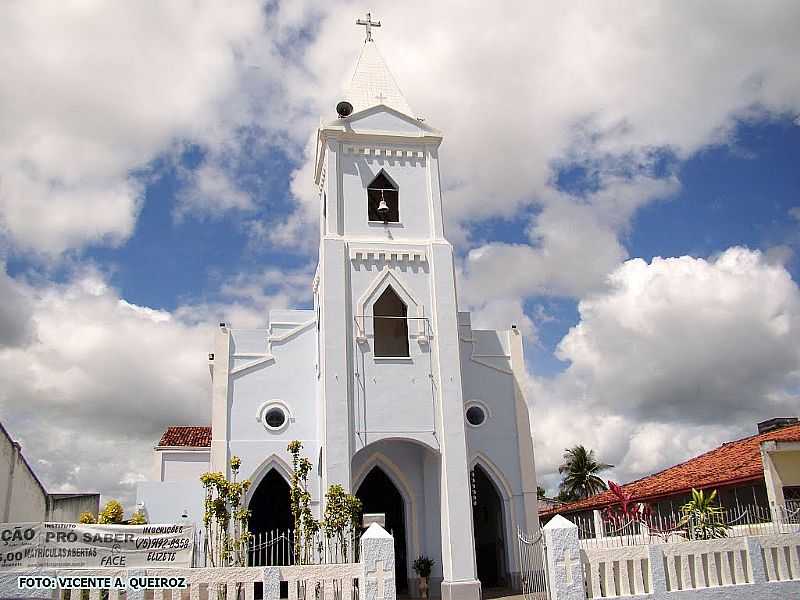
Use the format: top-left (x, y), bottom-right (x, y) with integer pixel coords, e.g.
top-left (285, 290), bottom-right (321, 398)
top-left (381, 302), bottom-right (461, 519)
top-left (397, 589), bottom-right (525, 600)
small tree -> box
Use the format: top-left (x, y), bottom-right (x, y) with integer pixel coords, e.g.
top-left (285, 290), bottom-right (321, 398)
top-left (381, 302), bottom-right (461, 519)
top-left (98, 500), bottom-right (124, 524)
top-left (679, 488), bottom-right (728, 540)
top-left (288, 441), bottom-right (317, 563)
top-left (78, 512), bottom-right (96, 524)
top-left (322, 484), bottom-right (362, 562)
top-left (200, 456), bottom-right (252, 567)
top-left (128, 510), bottom-right (148, 525)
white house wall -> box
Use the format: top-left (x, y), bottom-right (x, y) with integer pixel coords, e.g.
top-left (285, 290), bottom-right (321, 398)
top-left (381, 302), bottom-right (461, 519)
top-left (160, 451), bottom-right (211, 482)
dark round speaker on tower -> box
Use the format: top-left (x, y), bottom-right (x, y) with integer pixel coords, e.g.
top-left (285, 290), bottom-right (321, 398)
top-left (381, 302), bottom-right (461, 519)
top-left (336, 100), bottom-right (354, 118)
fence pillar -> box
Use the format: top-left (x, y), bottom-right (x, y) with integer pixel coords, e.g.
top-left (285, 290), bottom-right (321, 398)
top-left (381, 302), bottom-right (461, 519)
top-left (647, 545), bottom-right (668, 593)
top-left (263, 568), bottom-right (280, 600)
top-left (360, 523), bottom-right (396, 600)
top-left (542, 515), bottom-right (583, 600)
top-left (0, 569), bottom-right (56, 600)
top-left (125, 569), bottom-right (147, 600)
top-left (745, 536), bottom-right (767, 584)
top-left (592, 510), bottom-right (605, 539)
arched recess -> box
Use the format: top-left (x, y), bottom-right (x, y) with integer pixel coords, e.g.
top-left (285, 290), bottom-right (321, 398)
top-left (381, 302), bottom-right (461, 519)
top-left (245, 454), bottom-right (294, 505)
top-left (352, 451), bottom-right (419, 592)
top-left (469, 454), bottom-right (516, 588)
top-left (357, 268), bottom-right (424, 339)
top-left (367, 169), bottom-right (399, 223)
top-left (246, 458), bottom-right (294, 566)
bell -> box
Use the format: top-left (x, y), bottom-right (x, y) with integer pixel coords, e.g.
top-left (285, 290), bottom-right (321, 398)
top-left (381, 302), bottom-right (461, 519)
top-left (377, 199), bottom-right (390, 220)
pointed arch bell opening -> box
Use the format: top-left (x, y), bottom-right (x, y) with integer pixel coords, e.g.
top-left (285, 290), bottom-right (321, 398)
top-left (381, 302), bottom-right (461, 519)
top-left (367, 170), bottom-right (399, 223)
top-left (374, 285), bottom-right (409, 357)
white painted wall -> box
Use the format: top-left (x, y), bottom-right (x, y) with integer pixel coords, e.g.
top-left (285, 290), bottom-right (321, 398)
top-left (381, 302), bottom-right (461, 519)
top-left (159, 450), bottom-right (210, 482)
top-left (1, 425), bottom-right (47, 522)
top-left (136, 481), bottom-right (206, 525)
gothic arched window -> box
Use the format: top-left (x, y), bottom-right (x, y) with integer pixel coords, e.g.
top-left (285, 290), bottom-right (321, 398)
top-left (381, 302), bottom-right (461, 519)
top-left (367, 171), bottom-right (399, 222)
top-left (373, 286), bottom-right (409, 357)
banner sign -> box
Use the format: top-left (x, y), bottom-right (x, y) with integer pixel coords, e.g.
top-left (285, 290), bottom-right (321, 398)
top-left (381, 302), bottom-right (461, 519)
top-left (0, 523), bottom-right (194, 570)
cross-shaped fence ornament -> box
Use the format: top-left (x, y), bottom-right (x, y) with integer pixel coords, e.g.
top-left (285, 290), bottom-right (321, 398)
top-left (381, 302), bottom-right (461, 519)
top-left (367, 559), bottom-right (391, 599)
top-left (556, 548), bottom-right (575, 584)
top-left (375, 92), bottom-right (387, 103)
top-left (356, 12), bottom-right (381, 42)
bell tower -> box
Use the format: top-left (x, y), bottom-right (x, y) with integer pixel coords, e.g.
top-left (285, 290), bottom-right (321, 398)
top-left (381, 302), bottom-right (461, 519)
top-left (313, 17), bottom-right (482, 600)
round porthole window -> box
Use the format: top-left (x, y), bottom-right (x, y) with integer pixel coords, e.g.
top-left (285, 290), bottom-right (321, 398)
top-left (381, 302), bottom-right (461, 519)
top-left (258, 401), bottom-right (291, 432)
top-left (466, 405), bottom-right (486, 427)
top-left (264, 407), bottom-right (286, 429)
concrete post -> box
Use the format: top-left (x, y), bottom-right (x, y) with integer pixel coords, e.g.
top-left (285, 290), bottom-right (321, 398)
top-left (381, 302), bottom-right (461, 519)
top-left (542, 515), bottom-right (584, 600)
top-left (262, 567), bottom-right (280, 600)
top-left (592, 510), bottom-right (605, 539)
top-left (361, 523), bottom-right (396, 600)
top-left (0, 570), bottom-right (56, 600)
top-left (745, 536), bottom-right (767, 584)
top-left (125, 569), bottom-right (147, 600)
top-left (647, 545), bottom-right (669, 593)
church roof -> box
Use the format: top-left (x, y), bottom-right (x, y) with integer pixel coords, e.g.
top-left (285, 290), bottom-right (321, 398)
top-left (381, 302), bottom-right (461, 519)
top-left (158, 426), bottom-right (211, 448)
top-left (542, 422), bottom-right (800, 516)
top-left (345, 40), bottom-right (414, 117)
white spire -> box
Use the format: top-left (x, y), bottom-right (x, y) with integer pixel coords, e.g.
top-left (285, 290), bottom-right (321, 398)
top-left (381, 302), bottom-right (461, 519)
top-left (344, 16), bottom-right (414, 118)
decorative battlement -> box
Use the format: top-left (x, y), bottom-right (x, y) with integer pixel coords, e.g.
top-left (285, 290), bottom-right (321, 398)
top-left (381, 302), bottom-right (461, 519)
top-left (342, 144), bottom-right (425, 164)
top-left (349, 246), bottom-right (428, 265)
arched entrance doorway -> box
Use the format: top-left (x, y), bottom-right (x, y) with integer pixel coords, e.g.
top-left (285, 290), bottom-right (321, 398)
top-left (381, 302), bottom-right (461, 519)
top-left (248, 468), bottom-right (292, 566)
top-left (472, 465), bottom-right (508, 587)
top-left (356, 467), bottom-right (408, 592)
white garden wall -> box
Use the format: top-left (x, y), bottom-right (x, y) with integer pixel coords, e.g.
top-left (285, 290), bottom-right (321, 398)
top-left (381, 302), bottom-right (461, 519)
top-left (543, 514), bottom-right (800, 600)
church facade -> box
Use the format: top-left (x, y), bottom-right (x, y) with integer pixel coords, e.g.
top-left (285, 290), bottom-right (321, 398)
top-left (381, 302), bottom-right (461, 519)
top-left (137, 27), bottom-right (539, 600)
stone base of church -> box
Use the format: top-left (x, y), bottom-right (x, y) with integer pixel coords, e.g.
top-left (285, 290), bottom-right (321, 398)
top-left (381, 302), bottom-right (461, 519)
top-left (440, 579), bottom-right (481, 600)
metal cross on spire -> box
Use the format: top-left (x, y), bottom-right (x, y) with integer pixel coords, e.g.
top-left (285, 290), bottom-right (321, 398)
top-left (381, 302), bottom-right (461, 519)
top-left (356, 12), bottom-right (381, 42)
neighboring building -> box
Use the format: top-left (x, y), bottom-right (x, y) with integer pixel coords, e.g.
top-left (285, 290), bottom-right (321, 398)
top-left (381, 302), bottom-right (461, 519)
top-left (537, 496), bottom-right (565, 514)
top-left (542, 420), bottom-right (800, 536)
top-left (1, 421), bottom-right (100, 523)
top-left (137, 18), bottom-right (539, 600)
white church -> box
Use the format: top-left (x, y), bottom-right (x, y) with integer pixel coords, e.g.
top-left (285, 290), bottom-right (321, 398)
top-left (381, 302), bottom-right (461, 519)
top-left (137, 17), bottom-right (539, 599)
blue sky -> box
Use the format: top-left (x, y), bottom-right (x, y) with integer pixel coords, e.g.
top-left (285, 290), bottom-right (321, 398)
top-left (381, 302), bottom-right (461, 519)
top-left (1, 1), bottom-right (800, 503)
top-left (13, 115), bottom-right (792, 380)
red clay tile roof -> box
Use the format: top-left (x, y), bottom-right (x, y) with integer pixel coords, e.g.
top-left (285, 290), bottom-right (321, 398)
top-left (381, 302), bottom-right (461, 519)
top-left (543, 423), bottom-right (800, 516)
top-left (158, 426), bottom-right (211, 448)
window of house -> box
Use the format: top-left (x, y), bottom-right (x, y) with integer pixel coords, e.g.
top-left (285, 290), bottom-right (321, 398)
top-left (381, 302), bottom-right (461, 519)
top-left (373, 286), bottom-right (409, 357)
top-left (367, 171), bottom-right (399, 222)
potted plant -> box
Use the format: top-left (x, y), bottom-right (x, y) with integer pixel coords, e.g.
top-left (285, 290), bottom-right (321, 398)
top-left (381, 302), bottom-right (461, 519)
top-left (413, 555), bottom-right (435, 598)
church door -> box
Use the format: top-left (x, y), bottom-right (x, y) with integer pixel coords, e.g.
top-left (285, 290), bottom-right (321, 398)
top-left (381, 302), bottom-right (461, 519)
top-left (248, 469), bottom-right (293, 565)
top-left (472, 465), bottom-right (508, 588)
top-left (356, 467), bottom-right (408, 592)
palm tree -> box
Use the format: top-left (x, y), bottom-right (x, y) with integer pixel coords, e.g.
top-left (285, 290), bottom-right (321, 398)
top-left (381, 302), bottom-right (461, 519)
top-left (558, 445), bottom-right (613, 500)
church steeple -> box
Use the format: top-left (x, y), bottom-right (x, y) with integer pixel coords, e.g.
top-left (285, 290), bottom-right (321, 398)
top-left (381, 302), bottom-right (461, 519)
top-left (344, 14), bottom-right (415, 118)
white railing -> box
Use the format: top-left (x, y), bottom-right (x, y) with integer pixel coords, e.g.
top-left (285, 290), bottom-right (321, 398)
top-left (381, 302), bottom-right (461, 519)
top-left (573, 533), bottom-right (800, 598)
top-left (567, 503), bottom-right (800, 550)
top-left (660, 537), bottom-right (751, 591)
top-left (193, 528), bottom-right (360, 567)
top-left (582, 544), bottom-right (650, 597)
top-left (517, 528), bottom-right (549, 600)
